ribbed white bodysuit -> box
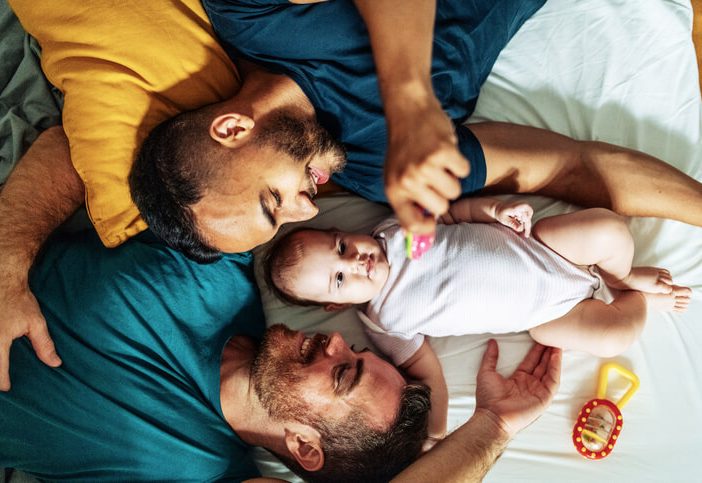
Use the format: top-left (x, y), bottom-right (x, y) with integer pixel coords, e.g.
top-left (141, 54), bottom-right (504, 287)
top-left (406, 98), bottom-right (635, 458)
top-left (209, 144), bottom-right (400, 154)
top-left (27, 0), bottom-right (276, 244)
top-left (362, 219), bottom-right (602, 365)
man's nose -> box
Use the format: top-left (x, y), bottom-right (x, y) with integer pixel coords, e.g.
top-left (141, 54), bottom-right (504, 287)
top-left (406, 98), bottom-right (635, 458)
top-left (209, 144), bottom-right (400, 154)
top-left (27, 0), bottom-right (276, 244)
top-left (324, 332), bottom-right (348, 357)
top-left (280, 194), bottom-right (319, 224)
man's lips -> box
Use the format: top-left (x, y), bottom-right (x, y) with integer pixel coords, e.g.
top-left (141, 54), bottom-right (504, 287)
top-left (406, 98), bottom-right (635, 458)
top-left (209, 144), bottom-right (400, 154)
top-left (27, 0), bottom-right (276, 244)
top-left (309, 166), bottom-right (329, 185)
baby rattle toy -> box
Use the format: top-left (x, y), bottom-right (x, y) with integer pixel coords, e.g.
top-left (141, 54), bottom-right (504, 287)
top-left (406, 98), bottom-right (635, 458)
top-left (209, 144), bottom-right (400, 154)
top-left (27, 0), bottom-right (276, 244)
top-left (572, 362), bottom-right (640, 460)
top-left (405, 207), bottom-right (436, 260)
top-left (405, 232), bottom-right (435, 260)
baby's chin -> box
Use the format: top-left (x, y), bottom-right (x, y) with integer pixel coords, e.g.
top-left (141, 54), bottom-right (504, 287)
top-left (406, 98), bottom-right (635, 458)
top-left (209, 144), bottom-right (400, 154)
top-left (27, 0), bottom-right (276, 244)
top-left (374, 261), bottom-right (391, 289)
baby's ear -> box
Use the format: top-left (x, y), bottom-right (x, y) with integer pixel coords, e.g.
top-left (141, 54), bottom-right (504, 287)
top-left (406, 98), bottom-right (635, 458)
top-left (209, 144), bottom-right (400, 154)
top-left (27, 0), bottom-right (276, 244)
top-left (324, 303), bottom-right (351, 312)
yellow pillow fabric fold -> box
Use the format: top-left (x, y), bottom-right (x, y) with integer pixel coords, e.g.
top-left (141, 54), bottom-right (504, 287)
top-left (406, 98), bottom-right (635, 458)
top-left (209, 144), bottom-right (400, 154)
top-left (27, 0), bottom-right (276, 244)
top-left (9, 0), bottom-right (239, 246)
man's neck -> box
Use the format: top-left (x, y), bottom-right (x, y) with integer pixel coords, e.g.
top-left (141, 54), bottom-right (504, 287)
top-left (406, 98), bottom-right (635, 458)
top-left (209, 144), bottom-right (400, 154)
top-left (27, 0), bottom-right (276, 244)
top-left (219, 336), bottom-right (289, 453)
top-left (226, 60), bottom-right (316, 121)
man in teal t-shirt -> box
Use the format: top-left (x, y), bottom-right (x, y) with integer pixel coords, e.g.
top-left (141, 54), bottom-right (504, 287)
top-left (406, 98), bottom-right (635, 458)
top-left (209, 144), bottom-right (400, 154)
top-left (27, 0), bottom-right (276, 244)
top-left (0, 229), bottom-right (430, 481)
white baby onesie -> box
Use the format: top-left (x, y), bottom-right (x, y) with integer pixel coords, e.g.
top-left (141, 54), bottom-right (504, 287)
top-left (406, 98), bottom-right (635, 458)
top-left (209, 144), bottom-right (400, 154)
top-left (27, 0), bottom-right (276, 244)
top-left (362, 219), bottom-right (601, 365)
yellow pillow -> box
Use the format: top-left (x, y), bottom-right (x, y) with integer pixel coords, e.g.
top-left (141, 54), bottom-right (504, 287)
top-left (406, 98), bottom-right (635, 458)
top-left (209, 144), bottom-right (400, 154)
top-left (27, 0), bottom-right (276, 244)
top-left (9, 0), bottom-right (240, 247)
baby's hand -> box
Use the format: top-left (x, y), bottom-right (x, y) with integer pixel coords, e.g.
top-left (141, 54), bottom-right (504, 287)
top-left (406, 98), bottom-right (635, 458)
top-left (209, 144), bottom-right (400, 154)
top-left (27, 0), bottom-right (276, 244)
top-left (495, 201), bottom-right (533, 237)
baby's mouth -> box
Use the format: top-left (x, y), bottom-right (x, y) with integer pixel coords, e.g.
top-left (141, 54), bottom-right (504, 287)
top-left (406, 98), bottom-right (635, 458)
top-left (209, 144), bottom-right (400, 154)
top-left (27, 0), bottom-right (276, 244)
top-left (366, 257), bottom-right (375, 278)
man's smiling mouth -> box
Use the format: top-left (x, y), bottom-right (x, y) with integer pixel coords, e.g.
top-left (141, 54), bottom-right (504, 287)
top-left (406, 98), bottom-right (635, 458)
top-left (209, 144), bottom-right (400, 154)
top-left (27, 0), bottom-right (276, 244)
top-left (300, 333), bottom-right (329, 361)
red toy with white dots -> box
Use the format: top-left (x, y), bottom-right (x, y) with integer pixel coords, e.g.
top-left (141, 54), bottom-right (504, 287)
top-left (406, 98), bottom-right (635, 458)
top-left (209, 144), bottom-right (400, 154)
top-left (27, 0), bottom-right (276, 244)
top-left (572, 362), bottom-right (640, 460)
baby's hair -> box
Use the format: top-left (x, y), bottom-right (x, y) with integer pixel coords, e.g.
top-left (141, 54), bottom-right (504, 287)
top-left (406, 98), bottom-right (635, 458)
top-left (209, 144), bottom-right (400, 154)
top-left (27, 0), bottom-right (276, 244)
top-left (263, 227), bottom-right (330, 307)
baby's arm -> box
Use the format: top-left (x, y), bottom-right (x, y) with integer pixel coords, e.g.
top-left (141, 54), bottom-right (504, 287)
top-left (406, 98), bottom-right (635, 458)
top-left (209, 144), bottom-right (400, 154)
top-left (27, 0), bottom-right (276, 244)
top-left (439, 197), bottom-right (534, 237)
top-left (401, 339), bottom-right (448, 450)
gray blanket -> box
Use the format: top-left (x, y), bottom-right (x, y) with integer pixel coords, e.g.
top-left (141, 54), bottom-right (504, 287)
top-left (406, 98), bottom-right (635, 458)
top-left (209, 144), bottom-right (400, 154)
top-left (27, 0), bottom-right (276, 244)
top-left (0, 0), bottom-right (62, 185)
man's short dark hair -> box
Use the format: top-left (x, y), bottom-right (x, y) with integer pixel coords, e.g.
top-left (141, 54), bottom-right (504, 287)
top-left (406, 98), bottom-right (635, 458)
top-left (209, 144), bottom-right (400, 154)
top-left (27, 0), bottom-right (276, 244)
top-left (129, 107), bottom-right (223, 264)
top-left (276, 382), bottom-right (431, 483)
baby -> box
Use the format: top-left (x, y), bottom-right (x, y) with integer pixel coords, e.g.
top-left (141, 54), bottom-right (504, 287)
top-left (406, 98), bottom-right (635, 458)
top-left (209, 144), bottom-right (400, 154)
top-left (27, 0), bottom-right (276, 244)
top-left (264, 197), bottom-right (691, 446)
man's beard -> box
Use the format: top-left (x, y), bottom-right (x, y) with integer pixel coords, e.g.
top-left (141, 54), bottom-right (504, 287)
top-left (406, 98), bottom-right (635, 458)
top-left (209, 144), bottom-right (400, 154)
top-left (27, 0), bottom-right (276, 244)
top-left (250, 324), bottom-right (328, 423)
top-left (256, 113), bottom-right (346, 195)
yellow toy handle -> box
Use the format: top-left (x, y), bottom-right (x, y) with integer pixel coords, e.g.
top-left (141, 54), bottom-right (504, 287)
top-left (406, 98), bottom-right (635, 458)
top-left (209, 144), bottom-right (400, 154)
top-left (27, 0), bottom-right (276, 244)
top-left (596, 362), bottom-right (640, 409)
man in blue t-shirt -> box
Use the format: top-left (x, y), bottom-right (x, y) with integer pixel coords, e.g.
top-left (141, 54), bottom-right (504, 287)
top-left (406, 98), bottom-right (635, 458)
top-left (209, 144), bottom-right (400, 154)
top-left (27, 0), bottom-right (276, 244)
top-left (1, 228), bottom-right (562, 482)
top-left (0, 228), bottom-right (430, 481)
top-left (123, 0), bottom-right (702, 263)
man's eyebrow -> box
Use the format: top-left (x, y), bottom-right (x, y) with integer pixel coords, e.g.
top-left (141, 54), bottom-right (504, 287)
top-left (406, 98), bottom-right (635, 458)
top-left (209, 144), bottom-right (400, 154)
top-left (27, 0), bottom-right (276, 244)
top-left (259, 192), bottom-right (277, 228)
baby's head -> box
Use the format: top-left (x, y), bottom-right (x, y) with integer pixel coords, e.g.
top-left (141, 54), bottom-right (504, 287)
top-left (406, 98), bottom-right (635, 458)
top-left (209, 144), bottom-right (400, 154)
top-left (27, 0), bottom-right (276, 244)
top-left (265, 227), bottom-right (390, 309)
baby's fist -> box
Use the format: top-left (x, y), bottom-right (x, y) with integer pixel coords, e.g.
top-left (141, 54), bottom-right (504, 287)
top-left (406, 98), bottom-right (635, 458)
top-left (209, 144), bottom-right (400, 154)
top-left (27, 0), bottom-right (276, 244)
top-left (496, 202), bottom-right (533, 237)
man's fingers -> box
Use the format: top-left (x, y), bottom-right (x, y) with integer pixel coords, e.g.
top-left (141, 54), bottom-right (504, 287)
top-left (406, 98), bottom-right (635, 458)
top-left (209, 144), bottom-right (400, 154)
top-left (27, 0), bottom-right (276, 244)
top-left (542, 347), bottom-right (562, 396)
top-left (436, 148), bottom-right (470, 179)
top-left (425, 167), bottom-right (462, 201)
top-left (0, 341), bottom-right (11, 391)
top-left (28, 320), bottom-right (62, 367)
top-left (532, 346), bottom-right (553, 379)
top-left (413, 185), bottom-right (450, 218)
top-left (393, 166), bottom-right (456, 217)
top-left (479, 338), bottom-right (499, 373)
top-left (514, 342), bottom-right (547, 375)
top-left (395, 200), bottom-right (437, 235)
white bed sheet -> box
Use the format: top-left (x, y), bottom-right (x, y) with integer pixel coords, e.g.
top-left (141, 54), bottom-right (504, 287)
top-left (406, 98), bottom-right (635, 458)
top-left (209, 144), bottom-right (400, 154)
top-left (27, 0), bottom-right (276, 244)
top-left (252, 0), bottom-right (702, 481)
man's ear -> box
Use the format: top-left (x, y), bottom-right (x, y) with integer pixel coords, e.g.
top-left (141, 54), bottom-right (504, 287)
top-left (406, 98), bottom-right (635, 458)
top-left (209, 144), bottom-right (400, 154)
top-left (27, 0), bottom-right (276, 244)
top-left (324, 303), bottom-right (351, 312)
top-left (284, 426), bottom-right (324, 472)
top-left (209, 113), bottom-right (255, 148)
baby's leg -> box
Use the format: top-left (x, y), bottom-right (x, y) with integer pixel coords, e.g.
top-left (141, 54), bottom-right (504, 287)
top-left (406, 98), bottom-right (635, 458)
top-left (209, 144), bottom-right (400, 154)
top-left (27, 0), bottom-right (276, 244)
top-left (532, 208), bottom-right (672, 294)
top-left (530, 286), bottom-right (693, 357)
top-left (529, 293), bottom-right (647, 358)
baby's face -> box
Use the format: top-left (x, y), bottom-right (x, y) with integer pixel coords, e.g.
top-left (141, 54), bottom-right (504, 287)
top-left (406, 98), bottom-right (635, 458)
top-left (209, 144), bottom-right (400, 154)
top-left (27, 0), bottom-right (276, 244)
top-left (290, 230), bottom-right (390, 305)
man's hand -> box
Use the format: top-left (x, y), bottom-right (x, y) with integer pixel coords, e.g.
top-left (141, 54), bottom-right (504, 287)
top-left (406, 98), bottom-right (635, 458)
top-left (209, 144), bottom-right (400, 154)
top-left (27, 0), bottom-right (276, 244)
top-left (384, 99), bottom-right (469, 235)
top-left (0, 126), bottom-right (77, 392)
top-left (0, 273), bottom-right (61, 391)
top-left (494, 201), bottom-right (534, 237)
top-left (475, 339), bottom-right (561, 439)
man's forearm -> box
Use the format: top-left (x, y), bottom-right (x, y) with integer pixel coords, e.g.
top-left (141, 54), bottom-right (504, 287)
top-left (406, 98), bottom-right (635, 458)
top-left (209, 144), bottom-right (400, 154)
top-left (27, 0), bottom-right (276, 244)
top-left (353, 0), bottom-right (436, 122)
top-left (0, 126), bottom-right (84, 275)
top-left (392, 408), bottom-right (511, 483)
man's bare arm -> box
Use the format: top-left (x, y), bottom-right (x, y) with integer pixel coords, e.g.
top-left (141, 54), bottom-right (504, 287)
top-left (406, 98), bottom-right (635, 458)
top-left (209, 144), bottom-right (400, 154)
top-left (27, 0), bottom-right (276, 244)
top-left (392, 409), bottom-right (510, 483)
top-left (471, 122), bottom-right (702, 226)
top-left (353, 0), bottom-right (468, 235)
top-left (0, 126), bottom-right (84, 390)
top-left (393, 341), bottom-right (561, 482)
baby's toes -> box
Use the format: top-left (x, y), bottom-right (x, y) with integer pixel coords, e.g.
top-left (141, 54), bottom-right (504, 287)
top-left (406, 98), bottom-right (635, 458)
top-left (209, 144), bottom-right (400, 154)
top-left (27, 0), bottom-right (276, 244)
top-left (672, 285), bottom-right (692, 297)
top-left (657, 271), bottom-right (673, 285)
top-left (673, 302), bottom-right (690, 313)
top-left (654, 277), bottom-right (673, 294)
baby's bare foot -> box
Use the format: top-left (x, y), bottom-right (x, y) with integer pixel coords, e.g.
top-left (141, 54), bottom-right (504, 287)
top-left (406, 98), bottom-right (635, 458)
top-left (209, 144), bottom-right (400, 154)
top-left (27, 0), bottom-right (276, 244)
top-left (609, 267), bottom-right (673, 293)
top-left (643, 285), bottom-right (692, 313)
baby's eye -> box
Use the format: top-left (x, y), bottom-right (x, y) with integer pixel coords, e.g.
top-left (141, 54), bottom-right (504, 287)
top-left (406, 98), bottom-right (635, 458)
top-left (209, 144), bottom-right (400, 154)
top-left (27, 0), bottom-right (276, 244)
top-left (335, 272), bottom-right (344, 288)
top-left (338, 240), bottom-right (346, 255)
